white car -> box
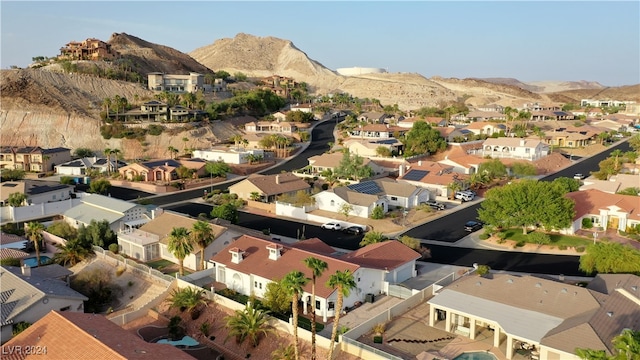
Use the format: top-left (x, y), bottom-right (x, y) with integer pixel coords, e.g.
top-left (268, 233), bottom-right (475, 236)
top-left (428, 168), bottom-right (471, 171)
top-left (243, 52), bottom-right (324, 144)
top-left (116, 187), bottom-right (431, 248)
top-left (455, 191), bottom-right (475, 202)
top-left (321, 222), bottom-right (342, 231)
top-left (573, 173), bottom-right (586, 180)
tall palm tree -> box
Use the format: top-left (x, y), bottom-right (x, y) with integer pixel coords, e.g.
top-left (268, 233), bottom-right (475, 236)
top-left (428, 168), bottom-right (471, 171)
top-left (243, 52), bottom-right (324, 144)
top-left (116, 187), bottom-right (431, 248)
top-left (303, 257), bottom-right (328, 360)
top-left (326, 270), bottom-right (357, 360)
top-left (113, 95), bottom-right (122, 121)
top-left (25, 222), bottom-right (45, 267)
top-left (282, 270), bottom-right (309, 360)
top-left (104, 147), bottom-right (112, 174)
top-left (191, 220), bottom-right (214, 271)
top-left (167, 227), bottom-right (193, 276)
top-left (110, 149), bottom-right (121, 173)
top-left (182, 137), bottom-right (189, 153)
top-left (225, 302), bottom-right (274, 347)
top-left (167, 146), bottom-right (177, 159)
top-left (53, 241), bottom-right (92, 267)
top-left (102, 97), bottom-right (112, 119)
top-left (230, 134), bottom-right (243, 151)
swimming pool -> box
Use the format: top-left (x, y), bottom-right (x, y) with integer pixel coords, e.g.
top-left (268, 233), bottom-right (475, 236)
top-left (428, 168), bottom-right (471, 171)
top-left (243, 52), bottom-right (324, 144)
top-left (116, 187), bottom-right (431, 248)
top-left (23, 256), bottom-right (51, 267)
top-left (453, 351), bottom-right (498, 360)
top-left (157, 335), bottom-right (199, 347)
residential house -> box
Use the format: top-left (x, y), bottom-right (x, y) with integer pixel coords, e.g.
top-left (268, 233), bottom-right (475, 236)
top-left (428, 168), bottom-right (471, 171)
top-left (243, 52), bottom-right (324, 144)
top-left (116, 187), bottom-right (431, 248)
top-left (261, 75), bottom-right (297, 94)
top-left (0, 146), bottom-right (71, 172)
top-left (306, 151), bottom-right (384, 176)
top-left (210, 235), bottom-right (420, 322)
top-left (579, 174), bottom-right (640, 194)
top-left (0, 180), bottom-right (74, 206)
top-left (437, 143), bottom-right (487, 174)
top-left (427, 272), bottom-right (640, 360)
top-left (110, 101), bottom-right (204, 122)
top-left (58, 38), bottom-right (116, 61)
top-left (272, 111), bottom-right (288, 122)
top-left (0, 266), bottom-right (88, 343)
top-left (313, 187), bottom-right (389, 218)
top-left (342, 139), bottom-right (404, 158)
top-left (349, 124), bottom-right (407, 139)
top-left (481, 138), bottom-right (550, 161)
top-left (0, 232), bottom-right (29, 251)
top-left (357, 112), bottom-right (388, 124)
top-left (475, 104), bottom-right (504, 113)
top-left (229, 173), bottom-right (310, 202)
top-left (118, 159), bottom-right (207, 182)
top-left (531, 110), bottom-right (574, 121)
top-left (591, 118), bottom-right (634, 133)
top-left (290, 103), bottom-right (314, 114)
top-left (147, 72), bottom-right (204, 93)
top-left (544, 130), bottom-right (594, 148)
top-left (398, 160), bottom-right (469, 199)
top-left (244, 121), bottom-right (301, 134)
top-left (3, 310), bottom-right (196, 358)
top-left (0, 248), bottom-right (29, 263)
top-left (169, 105), bottom-right (207, 122)
top-left (523, 102), bottom-right (561, 112)
top-left (63, 193), bottom-right (151, 232)
top-left (117, 210), bottom-right (229, 270)
top-left (192, 147), bottom-right (264, 165)
top-left (55, 157), bottom-right (127, 175)
top-left (463, 122), bottom-right (507, 137)
top-left (563, 189), bottom-right (640, 234)
top-left (464, 111), bottom-right (506, 122)
top-left (581, 99), bottom-right (635, 108)
top-left (622, 103), bottom-right (640, 116)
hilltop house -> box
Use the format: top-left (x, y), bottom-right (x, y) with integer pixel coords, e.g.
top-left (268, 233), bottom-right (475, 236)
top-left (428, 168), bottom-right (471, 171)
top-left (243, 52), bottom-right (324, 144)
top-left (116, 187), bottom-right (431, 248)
top-left (147, 72), bottom-right (204, 93)
top-left (210, 235), bottom-right (421, 322)
top-left (0, 146), bottom-right (72, 172)
top-left (229, 173), bottom-right (310, 203)
top-left (481, 138), bottom-right (550, 161)
top-left (58, 38), bottom-right (116, 61)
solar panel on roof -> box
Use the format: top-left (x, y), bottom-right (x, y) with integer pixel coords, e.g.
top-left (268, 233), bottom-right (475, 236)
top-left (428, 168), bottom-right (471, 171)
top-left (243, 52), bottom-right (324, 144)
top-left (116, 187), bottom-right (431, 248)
top-left (375, 139), bottom-right (397, 145)
top-left (403, 170), bottom-right (428, 181)
top-left (347, 182), bottom-right (382, 195)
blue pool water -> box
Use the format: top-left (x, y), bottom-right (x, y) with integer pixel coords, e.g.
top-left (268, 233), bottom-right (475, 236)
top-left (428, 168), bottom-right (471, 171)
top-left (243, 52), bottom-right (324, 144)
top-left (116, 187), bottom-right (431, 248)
top-left (157, 336), bottom-right (199, 347)
top-left (23, 256), bottom-right (51, 267)
top-left (454, 352), bottom-right (498, 360)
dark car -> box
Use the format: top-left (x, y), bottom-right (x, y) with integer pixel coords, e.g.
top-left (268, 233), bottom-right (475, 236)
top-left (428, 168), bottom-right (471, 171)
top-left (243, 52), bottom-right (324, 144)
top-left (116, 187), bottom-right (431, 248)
top-left (464, 221), bottom-right (483, 232)
top-left (343, 226), bottom-right (365, 235)
top-left (422, 200), bottom-right (446, 211)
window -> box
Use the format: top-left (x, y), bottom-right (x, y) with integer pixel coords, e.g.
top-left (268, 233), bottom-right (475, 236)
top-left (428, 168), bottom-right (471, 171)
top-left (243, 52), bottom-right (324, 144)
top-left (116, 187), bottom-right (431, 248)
top-left (391, 196), bottom-right (397, 201)
top-left (60, 306), bottom-right (71, 311)
top-left (525, 148), bottom-right (530, 154)
top-left (328, 302), bottom-right (335, 310)
top-left (316, 300), bottom-right (321, 310)
top-left (330, 200), bottom-right (335, 206)
top-left (254, 281), bottom-right (258, 288)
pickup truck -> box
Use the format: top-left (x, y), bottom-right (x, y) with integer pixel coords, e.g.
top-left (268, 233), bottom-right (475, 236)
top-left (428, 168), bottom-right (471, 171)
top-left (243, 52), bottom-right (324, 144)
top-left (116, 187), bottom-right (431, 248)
top-left (422, 200), bottom-right (446, 210)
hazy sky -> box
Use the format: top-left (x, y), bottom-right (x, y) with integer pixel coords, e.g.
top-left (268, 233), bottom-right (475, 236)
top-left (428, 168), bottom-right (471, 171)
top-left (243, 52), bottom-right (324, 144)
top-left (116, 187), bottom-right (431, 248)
top-left (2, 1), bottom-right (639, 86)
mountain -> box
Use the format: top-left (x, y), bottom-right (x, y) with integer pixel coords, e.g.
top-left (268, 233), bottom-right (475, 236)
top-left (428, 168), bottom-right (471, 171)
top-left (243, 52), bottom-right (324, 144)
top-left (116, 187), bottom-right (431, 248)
top-left (477, 78), bottom-right (606, 94)
top-left (472, 78), bottom-right (544, 93)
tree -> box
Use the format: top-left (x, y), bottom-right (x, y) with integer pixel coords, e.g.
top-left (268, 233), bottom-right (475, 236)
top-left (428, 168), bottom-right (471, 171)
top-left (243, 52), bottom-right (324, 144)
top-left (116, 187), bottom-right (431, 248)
top-left (398, 235), bottom-right (420, 251)
top-left (104, 147), bottom-right (112, 173)
top-left (168, 146), bottom-right (178, 159)
top-left (326, 270), bottom-right (357, 360)
top-left (53, 240), bottom-right (93, 267)
top-left (628, 133), bottom-right (640, 152)
top-left (166, 287), bottom-right (209, 320)
top-left (176, 166), bottom-right (194, 181)
top-left (110, 149), bottom-right (121, 172)
top-left (262, 278), bottom-right (291, 314)
top-left (89, 179), bottom-right (111, 195)
top-left (192, 220), bottom-right (214, 271)
top-left (225, 302), bottom-right (274, 347)
top-left (303, 257), bottom-right (328, 360)
top-left (76, 219), bottom-right (116, 248)
top-left (25, 222), bottom-right (45, 267)
top-left (205, 161), bottom-right (231, 178)
top-left (617, 187), bottom-right (640, 196)
top-left (579, 242), bottom-right (640, 275)
top-left (211, 203), bottom-right (239, 224)
top-left (576, 329), bottom-right (640, 360)
top-left (73, 147), bottom-right (94, 158)
top-left (60, 176), bottom-right (75, 185)
top-left (360, 231), bottom-right (388, 247)
top-left (375, 146), bottom-right (392, 157)
top-left (167, 227), bottom-right (193, 276)
top-left (282, 270), bottom-right (309, 360)
top-left (370, 205), bottom-right (384, 219)
top-left (510, 162), bottom-right (537, 178)
top-left (249, 192), bottom-right (262, 201)
top-left (402, 121), bottom-right (447, 157)
top-left (47, 221), bottom-right (78, 240)
top-left (0, 169), bottom-right (25, 181)
top-left (552, 177), bottom-right (581, 193)
top-left (7, 192), bottom-right (27, 207)
top-left (478, 180), bottom-right (575, 235)
top-left (593, 158), bottom-right (617, 180)
top-left (339, 203), bottom-right (353, 220)
top-left (478, 159), bottom-right (507, 180)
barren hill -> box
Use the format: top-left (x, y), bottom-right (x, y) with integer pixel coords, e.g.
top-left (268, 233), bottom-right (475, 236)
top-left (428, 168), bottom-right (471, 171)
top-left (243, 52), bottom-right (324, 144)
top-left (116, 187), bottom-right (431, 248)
top-left (547, 84), bottom-right (640, 104)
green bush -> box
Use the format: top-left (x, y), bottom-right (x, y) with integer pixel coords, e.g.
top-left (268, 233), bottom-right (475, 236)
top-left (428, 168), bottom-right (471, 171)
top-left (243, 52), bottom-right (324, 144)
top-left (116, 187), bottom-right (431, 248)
top-left (527, 231), bottom-right (551, 245)
top-left (370, 205), bottom-right (384, 219)
top-left (108, 243), bottom-right (119, 254)
top-left (147, 124), bottom-right (165, 136)
top-left (576, 246), bottom-right (586, 253)
top-left (497, 232), bottom-right (508, 240)
top-left (582, 218), bottom-right (593, 229)
top-left (12, 321), bottom-right (31, 336)
top-left (559, 245), bottom-right (568, 250)
top-left (515, 240), bottom-right (526, 248)
top-left (0, 257), bottom-right (21, 266)
top-left (373, 336), bottom-right (383, 343)
top-left (479, 233), bottom-right (490, 240)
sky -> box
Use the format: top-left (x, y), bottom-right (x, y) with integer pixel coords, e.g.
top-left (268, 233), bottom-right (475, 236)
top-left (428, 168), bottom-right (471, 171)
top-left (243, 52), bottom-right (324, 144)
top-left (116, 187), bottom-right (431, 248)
top-left (2, 1), bottom-right (639, 86)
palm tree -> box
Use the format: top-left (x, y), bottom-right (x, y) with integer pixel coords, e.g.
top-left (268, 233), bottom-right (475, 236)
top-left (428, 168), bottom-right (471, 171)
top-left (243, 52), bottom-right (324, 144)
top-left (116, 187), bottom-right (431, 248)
top-left (53, 241), bottom-right (92, 267)
top-left (182, 137), bottom-right (189, 154)
top-left (192, 220), bottom-right (214, 271)
top-left (611, 329), bottom-right (640, 359)
top-left (104, 147), bottom-right (112, 173)
top-left (230, 134), bottom-right (243, 151)
top-left (610, 149), bottom-right (624, 172)
top-left (102, 97), bottom-right (112, 119)
top-left (167, 146), bottom-right (178, 159)
top-left (113, 95), bottom-right (122, 121)
top-left (110, 149), bottom-right (121, 173)
top-left (303, 257), bottom-right (328, 360)
top-left (326, 270), bottom-right (357, 360)
top-left (282, 270), bottom-right (309, 360)
top-left (25, 222), bottom-right (45, 267)
top-left (167, 227), bottom-right (193, 276)
top-left (225, 302), bottom-right (274, 347)
top-left (166, 287), bottom-right (209, 320)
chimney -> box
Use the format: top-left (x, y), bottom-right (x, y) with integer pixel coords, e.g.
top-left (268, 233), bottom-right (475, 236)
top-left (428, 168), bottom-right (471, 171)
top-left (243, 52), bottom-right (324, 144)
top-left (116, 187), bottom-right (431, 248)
top-left (229, 248), bottom-right (244, 264)
top-left (275, 175), bottom-right (281, 184)
top-left (418, 160), bottom-right (422, 166)
top-left (520, 139), bottom-right (525, 147)
top-left (165, 162), bottom-right (169, 167)
top-left (267, 244), bottom-right (283, 260)
top-left (398, 164), bottom-right (405, 177)
top-left (21, 264), bottom-right (31, 276)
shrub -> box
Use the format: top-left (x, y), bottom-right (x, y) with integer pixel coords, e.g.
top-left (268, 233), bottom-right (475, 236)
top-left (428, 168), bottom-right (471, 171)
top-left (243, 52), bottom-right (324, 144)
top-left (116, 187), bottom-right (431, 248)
top-left (108, 243), bottom-right (119, 254)
top-left (496, 238), bottom-right (506, 244)
top-left (372, 323), bottom-right (386, 335)
top-left (559, 245), bottom-right (568, 250)
top-left (116, 266), bottom-right (126, 276)
top-left (515, 240), bottom-right (526, 248)
top-left (576, 246), bottom-right (586, 253)
top-left (374, 335), bottom-right (383, 343)
top-left (0, 257), bottom-right (21, 267)
top-left (370, 205), bottom-right (384, 219)
top-left (527, 231), bottom-right (551, 245)
top-left (476, 264), bottom-right (491, 276)
top-left (147, 124), bottom-right (165, 136)
top-left (200, 322), bottom-right (211, 337)
top-left (479, 233), bottom-right (490, 240)
top-left (582, 218), bottom-right (593, 229)
top-left (497, 232), bottom-right (508, 240)
top-left (12, 321), bottom-right (31, 336)
top-left (60, 176), bottom-right (75, 185)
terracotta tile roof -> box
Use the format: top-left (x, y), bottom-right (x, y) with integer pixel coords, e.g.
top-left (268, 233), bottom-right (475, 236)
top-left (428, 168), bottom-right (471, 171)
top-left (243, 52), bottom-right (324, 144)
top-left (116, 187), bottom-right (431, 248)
top-left (332, 187), bottom-right (380, 206)
top-left (533, 152), bottom-right (571, 174)
top-left (435, 127), bottom-right (455, 137)
top-left (290, 238), bottom-right (337, 256)
top-left (211, 235), bottom-right (359, 298)
top-left (2, 310), bottom-right (196, 360)
top-left (339, 240), bottom-right (421, 270)
top-left (308, 152), bottom-right (371, 168)
top-left (0, 248), bottom-right (29, 260)
top-left (464, 121), bottom-right (503, 130)
top-left (399, 160), bottom-right (468, 184)
top-left (139, 212), bottom-right (227, 250)
top-left (242, 173), bottom-right (310, 196)
top-left (0, 232), bottom-right (27, 246)
top-left (565, 189), bottom-right (640, 221)
top-left (439, 154), bottom-right (488, 169)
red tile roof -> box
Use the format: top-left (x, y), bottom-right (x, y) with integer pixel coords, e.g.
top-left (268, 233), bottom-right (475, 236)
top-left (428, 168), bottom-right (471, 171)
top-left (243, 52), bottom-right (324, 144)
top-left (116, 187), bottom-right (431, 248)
top-left (242, 173), bottom-right (310, 196)
top-left (339, 240), bottom-right (421, 270)
top-left (290, 238), bottom-right (337, 256)
top-left (211, 235), bottom-right (360, 298)
top-left (566, 189), bottom-right (640, 221)
top-left (2, 310), bottom-right (196, 360)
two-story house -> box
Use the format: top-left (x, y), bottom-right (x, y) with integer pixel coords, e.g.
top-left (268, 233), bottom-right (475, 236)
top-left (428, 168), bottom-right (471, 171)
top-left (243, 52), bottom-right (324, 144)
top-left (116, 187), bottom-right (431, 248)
top-left (349, 124), bottom-right (408, 139)
top-left (0, 146), bottom-right (72, 172)
top-left (481, 138), bottom-right (550, 161)
top-left (58, 38), bottom-right (116, 61)
top-left (147, 72), bottom-right (204, 93)
top-left (0, 180), bottom-right (74, 206)
top-left (463, 122), bottom-right (507, 137)
top-left (118, 159), bottom-right (207, 182)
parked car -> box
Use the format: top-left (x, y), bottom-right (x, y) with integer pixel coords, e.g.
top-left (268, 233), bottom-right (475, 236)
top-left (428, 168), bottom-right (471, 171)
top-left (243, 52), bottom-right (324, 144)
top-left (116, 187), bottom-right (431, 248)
top-left (573, 173), bottom-right (586, 180)
top-left (343, 226), bottom-right (365, 235)
top-left (421, 200), bottom-right (446, 211)
top-left (455, 191), bottom-right (475, 202)
top-left (464, 220), bottom-right (483, 232)
top-left (321, 222), bottom-right (342, 231)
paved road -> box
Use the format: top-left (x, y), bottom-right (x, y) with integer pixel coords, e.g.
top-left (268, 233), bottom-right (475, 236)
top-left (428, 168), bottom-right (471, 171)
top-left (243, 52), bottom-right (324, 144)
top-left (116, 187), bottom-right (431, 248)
top-left (143, 119), bottom-right (338, 206)
top-left (401, 140), bottom-right (632, 242)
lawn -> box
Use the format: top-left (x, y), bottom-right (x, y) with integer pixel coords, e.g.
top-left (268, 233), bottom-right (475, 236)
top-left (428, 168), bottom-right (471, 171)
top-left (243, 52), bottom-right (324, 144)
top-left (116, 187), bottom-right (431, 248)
top-left (501, 229), bottom-right (592, 247)
top-left (146, 259), bottom-right (192, 276)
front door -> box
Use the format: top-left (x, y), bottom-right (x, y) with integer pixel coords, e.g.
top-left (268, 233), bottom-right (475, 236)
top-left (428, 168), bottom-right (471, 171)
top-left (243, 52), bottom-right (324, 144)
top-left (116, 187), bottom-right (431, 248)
top-left (608, 216), bottom-right (619, 230)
